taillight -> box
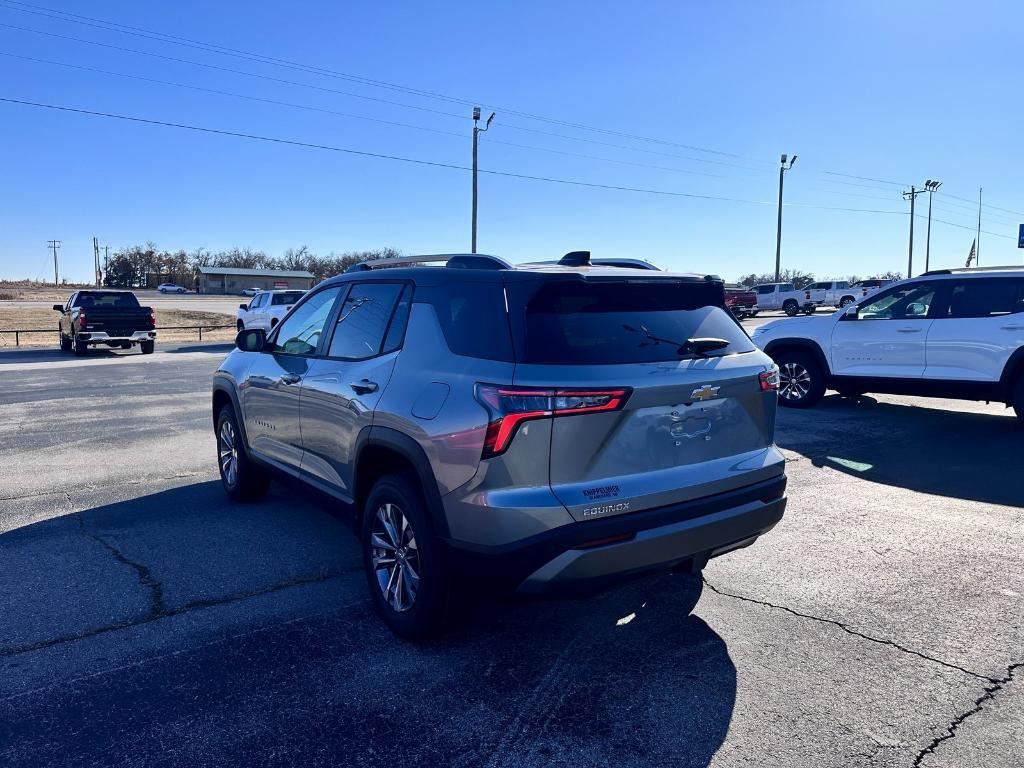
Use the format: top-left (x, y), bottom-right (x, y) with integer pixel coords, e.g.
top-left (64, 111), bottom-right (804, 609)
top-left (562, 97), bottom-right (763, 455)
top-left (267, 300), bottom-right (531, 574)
top-left (474, 384), bottom-right (631, 458)
top-left (77, 310), bottom-right (87, 329)
top-left (759, 367), bottom-right (780, 392)
top-left (149, 309), bottom-right (156, 327)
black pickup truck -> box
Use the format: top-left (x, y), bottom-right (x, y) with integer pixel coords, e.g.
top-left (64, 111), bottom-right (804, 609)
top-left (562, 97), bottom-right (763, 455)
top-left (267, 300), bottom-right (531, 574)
top-left (53, 290), bottom-right (157, 355)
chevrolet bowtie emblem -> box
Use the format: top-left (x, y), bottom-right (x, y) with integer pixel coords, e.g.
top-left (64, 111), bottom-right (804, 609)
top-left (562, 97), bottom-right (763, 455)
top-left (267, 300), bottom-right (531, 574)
top-left (690, 385), bottom-right (720, 402)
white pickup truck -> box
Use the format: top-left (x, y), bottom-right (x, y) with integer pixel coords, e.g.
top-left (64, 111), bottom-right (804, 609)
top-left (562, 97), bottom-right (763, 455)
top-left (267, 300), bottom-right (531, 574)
top-left (804, 280), bottom-right (849, 307)
top-left (754, 283), bottom-right (817, 316)
top-left (236, 289), bottom-right (306, 332)
top-left (822, 279), bottom-right (895, 308)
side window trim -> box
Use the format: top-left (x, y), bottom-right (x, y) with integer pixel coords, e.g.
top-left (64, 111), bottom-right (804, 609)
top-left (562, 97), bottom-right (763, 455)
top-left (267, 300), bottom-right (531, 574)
top-left (321, 280), bottom-right (410, 362)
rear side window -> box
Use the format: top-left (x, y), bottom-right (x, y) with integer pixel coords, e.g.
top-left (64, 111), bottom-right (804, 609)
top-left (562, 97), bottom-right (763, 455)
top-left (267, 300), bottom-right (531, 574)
top-left (945, 279), bottom-right (1024, 318)
top-left (271, 292), bottom-right (302, 306)
top-left (415, 282), bottom-right (514, 362)
top-left (516, 280), bottom-right (754, 365)
top-left (756, 285), bottom-right (775, 295)
top-left (327, 282), bottom-right (405, 360)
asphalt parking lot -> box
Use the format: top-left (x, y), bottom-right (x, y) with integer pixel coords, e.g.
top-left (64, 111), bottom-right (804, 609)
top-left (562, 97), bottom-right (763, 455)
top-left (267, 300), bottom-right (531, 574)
top-left (1, 340), bottom-right (1021, 768)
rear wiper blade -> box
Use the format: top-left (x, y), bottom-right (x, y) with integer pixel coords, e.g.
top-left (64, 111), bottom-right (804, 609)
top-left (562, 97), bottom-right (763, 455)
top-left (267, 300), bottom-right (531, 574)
top-left (622, 325), bottom-right (729, 358)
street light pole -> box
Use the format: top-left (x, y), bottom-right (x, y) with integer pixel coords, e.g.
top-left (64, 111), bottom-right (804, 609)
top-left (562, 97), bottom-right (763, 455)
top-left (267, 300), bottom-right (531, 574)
top-left (774, 153), bottom-right (796, 282)
top-left (471, 106), bottom-right (495, 254)
top-left (924, 179), bottom-right (942, 272)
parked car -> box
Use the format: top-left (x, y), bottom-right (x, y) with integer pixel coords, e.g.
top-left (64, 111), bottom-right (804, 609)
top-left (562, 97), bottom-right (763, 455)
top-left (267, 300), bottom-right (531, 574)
top-left (236, 289), bottom-right (306, 332)
top-left (53, 290), bottom-right (156, 355)
top-left (241, 287), bottom-right (262, 296)
top-left (157, 283), bottom-right (187, 294)
top-left (802, 280), bottom-right (849, 307)
top-left (725, 284), bottom-right (759, 318)
top-left (212, 252), bottom-right (787, 638)
top-left (751, 267), bottom-right (1024, 417)
top-left (754, 283), bottom-right (816, 316)
top-left (820, 279), bottom-right (894, 308)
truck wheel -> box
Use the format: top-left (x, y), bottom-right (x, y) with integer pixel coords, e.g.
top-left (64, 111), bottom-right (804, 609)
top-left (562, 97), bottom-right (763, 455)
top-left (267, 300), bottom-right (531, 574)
top-left (362, 474), bottom-right (452, 640)
top-left (73, 337), bottom-right (88, 356)
top-left (1012, 377), bottom-right (1024, 422)
top-left (59, 331), bottom-right (72, 352)
top-left (839, 296), bottom-right (855, 308)
top-left (775, 350), bottom-right (825, 408)
top-left (783, 300), bottom-right (799, 317)
top-left (216, 405), bottom-right (270, 501)
top-left (139, 340), bottom-right (154, 354)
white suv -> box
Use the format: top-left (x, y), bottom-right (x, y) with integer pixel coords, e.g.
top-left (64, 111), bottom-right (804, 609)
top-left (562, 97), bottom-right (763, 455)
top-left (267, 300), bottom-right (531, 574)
top-left (750, 267), bottom-right (1024, 419)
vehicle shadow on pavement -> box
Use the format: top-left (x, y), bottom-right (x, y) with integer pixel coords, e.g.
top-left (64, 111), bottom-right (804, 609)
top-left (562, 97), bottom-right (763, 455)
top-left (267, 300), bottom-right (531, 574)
top-left (0, 480), bottom-right (736, 768)
top-left (0, 347), bottom-right (126, 364)
top-left (777, 394), bottom-right (1024, 507)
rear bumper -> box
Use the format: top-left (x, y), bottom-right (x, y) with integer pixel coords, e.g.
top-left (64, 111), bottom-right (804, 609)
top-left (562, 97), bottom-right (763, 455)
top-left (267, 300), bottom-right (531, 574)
top-left (76, 330), bottom-right (156, 343)
top-left (442, 474), bottom-right (786, 596)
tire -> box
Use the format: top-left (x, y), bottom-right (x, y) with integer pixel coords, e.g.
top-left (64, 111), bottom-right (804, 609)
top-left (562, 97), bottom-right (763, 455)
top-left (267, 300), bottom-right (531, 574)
top-left (216, 405), bottom-right (270, 501)
top-left (783, 300), bottom-right (799, 317)
top-left (362, 474), bottom-right (451, 640)
top-left (1012, 377), bottom-right (1024, 422)
top-left (159, 288), bottom-right (166, 293)
top-left (140, 340), bottom-right (155, 354)
top-left (59, 330), bottom-right (72, 352)
top-left (749, 310), bottom-right (759, 317)
top-left (177, 288), bottom-right (185, 294)
top-left (775, 350), bottom-right (826, 408)
top-left (73, 336), bottom-right (88, 356)
top-left (839, 296), bottom-right (855, 308)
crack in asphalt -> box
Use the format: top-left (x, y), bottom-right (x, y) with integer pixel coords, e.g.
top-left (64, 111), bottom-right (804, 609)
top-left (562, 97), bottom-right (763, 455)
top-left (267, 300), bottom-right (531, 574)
top-left (0, 566), bottom-right (361, 659)
top-left (912, 661), bottom-right (1022, 767)
top-left (77, 513), bottom-right (165, 617)
top-left (702, 578), bottom-right (994, 682)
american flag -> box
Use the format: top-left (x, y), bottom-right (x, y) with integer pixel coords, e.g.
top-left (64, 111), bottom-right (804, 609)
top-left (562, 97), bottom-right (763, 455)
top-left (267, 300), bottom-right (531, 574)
top-left (965, 239), bottom-right (976, 268)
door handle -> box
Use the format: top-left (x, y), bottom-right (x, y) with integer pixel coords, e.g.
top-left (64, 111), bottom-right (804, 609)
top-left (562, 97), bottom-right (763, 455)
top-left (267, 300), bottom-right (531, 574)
top-left (896, 327), bottom-right (923, 333)
top-left (278, 373), bottom-right (301, 385)
top-left (1000, 324), bottom-right (1024, 331)
top-left (350, 379), bottom-right (379, 395)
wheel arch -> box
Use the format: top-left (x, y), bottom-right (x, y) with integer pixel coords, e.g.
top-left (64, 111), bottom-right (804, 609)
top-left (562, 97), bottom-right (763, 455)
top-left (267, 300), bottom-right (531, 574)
top-left (998, 347), bottom-right (1024, 400)
top-left (353, 426), bottom-right (448, 537)
top-left (763, 338), bottom-right (831, 377)
top-left (212, 382), bottom-right (251, 448)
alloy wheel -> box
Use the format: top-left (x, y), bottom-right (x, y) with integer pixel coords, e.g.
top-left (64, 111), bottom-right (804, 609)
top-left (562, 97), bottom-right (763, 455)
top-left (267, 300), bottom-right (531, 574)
top-left (371, 502), bottom-right (420, 613)
top-left (779, 362), bottom-right (812, 401)
top-left (218, 419), bottom-right (238, 487)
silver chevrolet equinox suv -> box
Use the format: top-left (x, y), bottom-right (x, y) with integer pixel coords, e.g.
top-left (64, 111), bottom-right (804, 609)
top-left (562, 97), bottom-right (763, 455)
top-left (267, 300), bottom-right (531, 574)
top-left (211, 251), bottom-right (787, 638)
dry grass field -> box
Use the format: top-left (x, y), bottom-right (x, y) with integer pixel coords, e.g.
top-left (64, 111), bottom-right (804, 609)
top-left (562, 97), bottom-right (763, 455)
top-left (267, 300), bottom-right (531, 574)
top-left (0, 306), bottom-right (235, 347)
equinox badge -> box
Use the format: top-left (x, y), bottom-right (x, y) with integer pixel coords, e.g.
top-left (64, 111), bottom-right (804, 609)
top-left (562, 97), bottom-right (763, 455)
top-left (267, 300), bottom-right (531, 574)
top-left (690, 385), bottom-right (720, 402)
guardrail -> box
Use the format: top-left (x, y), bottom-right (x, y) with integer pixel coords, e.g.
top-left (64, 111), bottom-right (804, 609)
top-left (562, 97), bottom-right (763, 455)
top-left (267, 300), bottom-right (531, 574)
top-left (0, 324), bottom-right (236, 347)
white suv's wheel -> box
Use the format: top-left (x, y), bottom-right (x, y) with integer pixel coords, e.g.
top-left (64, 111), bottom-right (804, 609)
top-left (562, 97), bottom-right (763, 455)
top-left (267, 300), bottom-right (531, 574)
top-left (775, 351), bottom-right (826, 408)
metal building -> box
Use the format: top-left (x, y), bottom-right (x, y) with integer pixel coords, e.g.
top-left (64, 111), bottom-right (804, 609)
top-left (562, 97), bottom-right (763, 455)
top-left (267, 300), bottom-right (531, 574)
top-left (194, 266), bottom-right (315, 295)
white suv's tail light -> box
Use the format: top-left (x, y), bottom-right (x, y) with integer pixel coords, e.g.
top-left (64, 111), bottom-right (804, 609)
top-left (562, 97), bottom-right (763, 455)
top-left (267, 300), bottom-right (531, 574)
top-left (474, 384), bottom-right (631, 458)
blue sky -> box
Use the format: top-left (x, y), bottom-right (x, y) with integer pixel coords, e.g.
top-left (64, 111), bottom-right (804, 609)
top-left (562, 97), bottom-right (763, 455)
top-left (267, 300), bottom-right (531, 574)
top-left (1, 0), bottom-right (1022, 283)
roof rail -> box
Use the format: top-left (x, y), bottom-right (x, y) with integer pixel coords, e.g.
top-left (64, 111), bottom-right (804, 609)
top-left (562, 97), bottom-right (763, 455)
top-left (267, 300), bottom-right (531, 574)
top-left (921, 269), bottom-right (952, 276)
top-left (345, 253), bottom-right (511, 273)
top-left (558, 250), bottom-right (591, 267)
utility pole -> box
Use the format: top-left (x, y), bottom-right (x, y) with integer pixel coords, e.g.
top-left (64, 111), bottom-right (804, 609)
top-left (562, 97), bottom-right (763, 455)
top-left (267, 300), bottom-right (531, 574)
top-left (93, 237), bottom-right (101, 287)
top-left (471, 106), bottom-right (495, 254)
top-left (47, 240), bottom-right (61, 287)
top-left (774, 153), bottom-right (797, 282)
top-left (976, 187), bottom-right (982, 266)
top-left (924, 180), bottom-right (942, 272)
top-left (902, 186), bottom-right (924, 277)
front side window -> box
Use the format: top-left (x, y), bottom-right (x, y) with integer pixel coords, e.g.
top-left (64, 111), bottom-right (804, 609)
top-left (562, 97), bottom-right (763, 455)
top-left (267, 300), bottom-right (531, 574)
top-left (270, 287), bottom-right (342, 355)
top-left (327, 282), bottom-right (405, 360)
top-left (757, 285), bottom-right (775, 295)
top-left (858, 283), bottom-right (938, 320)
top-left (944, 279), bottom-right (1024, 318)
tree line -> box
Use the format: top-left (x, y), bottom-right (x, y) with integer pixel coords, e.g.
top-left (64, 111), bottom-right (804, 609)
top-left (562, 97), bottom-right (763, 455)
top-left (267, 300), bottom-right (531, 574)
top-left (734, 269), bottom-right (903, 290)
top-left (101, 244), bottom-right (401, 288)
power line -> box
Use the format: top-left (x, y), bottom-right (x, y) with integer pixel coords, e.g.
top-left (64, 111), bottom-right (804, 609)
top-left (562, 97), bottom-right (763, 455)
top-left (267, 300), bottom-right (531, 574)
top-left (0, 0), bottom-right (746, 159)
top-left (935, 189), bottom-right (1024, 218)
top-left (0, 94), bottom-right (917, 216)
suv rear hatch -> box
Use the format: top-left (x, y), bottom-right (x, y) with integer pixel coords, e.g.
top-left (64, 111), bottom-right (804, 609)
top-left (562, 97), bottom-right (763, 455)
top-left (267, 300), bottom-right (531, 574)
top-left (505, 274), bottom-right (780, 523)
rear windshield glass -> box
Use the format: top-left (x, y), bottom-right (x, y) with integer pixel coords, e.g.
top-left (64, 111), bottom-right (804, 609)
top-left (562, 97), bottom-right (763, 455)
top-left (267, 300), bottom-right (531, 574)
top-left (517, 280), bottom-right (754, 364)
top-left (73, 292), bottom-right (140, 309)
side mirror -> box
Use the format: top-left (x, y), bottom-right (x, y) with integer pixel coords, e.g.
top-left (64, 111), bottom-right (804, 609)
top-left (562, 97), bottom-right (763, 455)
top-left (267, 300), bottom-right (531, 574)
top-left (906, 302), bottom-right (926, 317)
top-left (235, 328), bottom-right (267, 352)
top-left (52, 304), bottom-right (64, 312)
top-left (238, 303), bottom-right (248, 311)
top-left (842, 305), bottom-right (858, 320)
